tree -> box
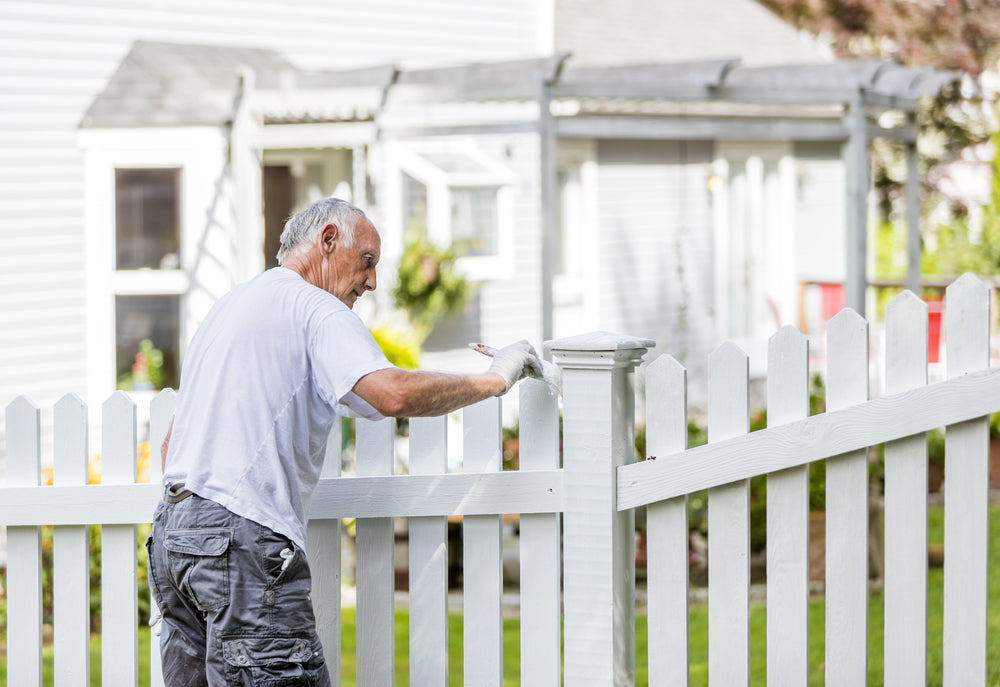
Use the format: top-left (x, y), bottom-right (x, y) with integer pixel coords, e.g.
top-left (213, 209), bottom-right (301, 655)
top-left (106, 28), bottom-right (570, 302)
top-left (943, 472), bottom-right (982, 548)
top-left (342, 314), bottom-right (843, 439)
top-left (759, 0), bottom-right (999, 217)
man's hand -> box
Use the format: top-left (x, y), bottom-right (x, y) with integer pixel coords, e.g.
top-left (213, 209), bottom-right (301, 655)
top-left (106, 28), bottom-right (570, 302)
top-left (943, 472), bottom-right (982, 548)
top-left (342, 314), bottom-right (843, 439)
top-left (487, 340), bottom-right (543, 394)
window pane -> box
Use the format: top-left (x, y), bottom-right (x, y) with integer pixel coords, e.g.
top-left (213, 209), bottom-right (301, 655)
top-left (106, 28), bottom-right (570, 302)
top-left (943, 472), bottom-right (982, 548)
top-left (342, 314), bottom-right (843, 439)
top-left (115, 295), bottom-right (180, 391)
top-left (402, 173), bottom-right (428, 241)
top-left (115, 168), bottom-right (181, 270)
top-left (450, 187), bottom-right (497, 257)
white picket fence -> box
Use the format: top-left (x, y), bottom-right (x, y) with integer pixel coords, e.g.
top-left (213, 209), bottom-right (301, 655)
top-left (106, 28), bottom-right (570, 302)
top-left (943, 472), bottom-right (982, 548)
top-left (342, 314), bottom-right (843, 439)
top-left (1, 272), bottom-right (998, 686)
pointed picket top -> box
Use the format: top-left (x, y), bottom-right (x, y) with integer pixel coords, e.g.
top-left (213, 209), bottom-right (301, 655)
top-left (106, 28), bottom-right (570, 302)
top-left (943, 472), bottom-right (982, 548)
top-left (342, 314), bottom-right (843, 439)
top-left (885, 290), bottom-right (928, 394)
top-left (708, 341), bottom-right (750, 441)
top-left (6, 395), bottom-right (41, 485)
top-left (102, 390), bottom-right (137, 484)
top-left (946, 272), bottom-right (990, 377)
top-left (646, 354), bottom-right (688, 458)
top-left (54, 393), bottom-right (89, 486)
top-left (826, 308), bottom-right (869, 410)
top-left (149, 389), bottom-right (177, 485)
top-left (767, 326), bottom-right (809, 427)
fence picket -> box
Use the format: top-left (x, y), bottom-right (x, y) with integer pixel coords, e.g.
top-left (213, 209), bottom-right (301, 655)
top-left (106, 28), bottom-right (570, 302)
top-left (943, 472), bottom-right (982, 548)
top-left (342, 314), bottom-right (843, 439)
top-left (706, 342), bottom-right (750, 686)
top-left (5, 396), bottom-right (44, 687)
top-left (517, 380), bottom-right (562, 687)
top-left (307, 421), bottom-right (343, 687)
top-left (884, 291), bottom-right (929, 686)
top-left (148, 389), bottom-right (176, 687)
top-left (355, 417), bottom-right (396, 686)
top-left (765, 326), bottom-right (811, 685)
top-left (101, 392), bottom-right (140, 687)
top-left (824, 308), bottom-right (870, 684)
top-left (462, 398), bottom-right (504, 687)
top-left (53, 393), bottom-right (91, 687)
top-left (645, 355), bottom-right (690, 687)
top-left (943, 274), bottom-right (991, 686)
top-left (408, 415), bottom-right (450, 687)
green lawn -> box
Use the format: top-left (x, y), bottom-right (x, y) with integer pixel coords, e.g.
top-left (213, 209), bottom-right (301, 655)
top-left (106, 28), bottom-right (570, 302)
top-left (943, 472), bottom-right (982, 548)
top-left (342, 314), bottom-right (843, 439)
top-left (3, 505), bottom-right (998, 685)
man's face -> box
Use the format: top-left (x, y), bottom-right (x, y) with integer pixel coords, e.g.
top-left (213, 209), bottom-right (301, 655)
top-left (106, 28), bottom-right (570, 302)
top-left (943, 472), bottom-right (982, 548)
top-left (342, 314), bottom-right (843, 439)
top-left (325, 219), bottom-right (380, 308)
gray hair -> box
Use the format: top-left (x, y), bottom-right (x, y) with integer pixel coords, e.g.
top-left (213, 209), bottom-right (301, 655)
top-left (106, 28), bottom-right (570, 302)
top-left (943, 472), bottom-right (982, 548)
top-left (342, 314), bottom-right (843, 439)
top-left (276, 197), bottom-right (370, 265)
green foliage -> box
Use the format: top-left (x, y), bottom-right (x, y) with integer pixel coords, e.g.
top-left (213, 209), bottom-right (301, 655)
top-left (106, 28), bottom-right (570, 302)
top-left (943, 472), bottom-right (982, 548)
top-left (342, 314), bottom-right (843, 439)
top-left (117, 339), bottom-right (166, 391)
top-left (392, 238), bottom-right (471, 335)
top-left (369, 323), bottom-right (422, 369)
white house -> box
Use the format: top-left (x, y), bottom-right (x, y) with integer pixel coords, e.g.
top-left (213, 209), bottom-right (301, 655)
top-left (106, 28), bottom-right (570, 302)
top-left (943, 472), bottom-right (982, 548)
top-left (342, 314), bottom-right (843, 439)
top-left (0, 0), bottom-right (964, 464)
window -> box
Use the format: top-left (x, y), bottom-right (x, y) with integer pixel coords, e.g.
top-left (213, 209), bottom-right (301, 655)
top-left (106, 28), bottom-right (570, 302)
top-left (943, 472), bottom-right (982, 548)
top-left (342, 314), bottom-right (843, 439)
top-left (112, 167), bottom-right (187, 391)
top-left (391, 144), bottom-right (514, 279)
top-left (450, 186), bottom-right (497, 257)
top-left (115, 168), bottom-right (181, 270)
top-left (115, 295), bottom-right (180, 390)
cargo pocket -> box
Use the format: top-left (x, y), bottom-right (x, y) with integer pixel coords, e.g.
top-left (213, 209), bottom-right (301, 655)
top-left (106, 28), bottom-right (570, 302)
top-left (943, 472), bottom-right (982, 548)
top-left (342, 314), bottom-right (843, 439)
top-left (223, 635), bottom-right (321, 686)
top-left (163, 527), bottom-right (233, 611)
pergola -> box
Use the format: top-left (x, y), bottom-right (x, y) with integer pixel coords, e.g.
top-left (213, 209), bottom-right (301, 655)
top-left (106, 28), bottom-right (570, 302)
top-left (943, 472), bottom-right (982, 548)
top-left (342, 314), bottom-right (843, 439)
top-left (364, 55), bottom-right (973, 338)
top-left (86, 42), bottom-right (974, 335)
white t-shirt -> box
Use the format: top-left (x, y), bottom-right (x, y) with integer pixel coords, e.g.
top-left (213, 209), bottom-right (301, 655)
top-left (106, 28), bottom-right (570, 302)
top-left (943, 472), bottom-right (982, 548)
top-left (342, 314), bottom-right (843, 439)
top-left (163, 267), bottom-right (394, 548)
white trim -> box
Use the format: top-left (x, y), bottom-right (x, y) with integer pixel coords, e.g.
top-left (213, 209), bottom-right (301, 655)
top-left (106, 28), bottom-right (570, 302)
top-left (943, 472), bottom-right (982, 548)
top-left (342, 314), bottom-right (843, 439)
top-left (386, 140), bottom-right (517, 282)
top-left (79, 127), bottom-right (228, 407)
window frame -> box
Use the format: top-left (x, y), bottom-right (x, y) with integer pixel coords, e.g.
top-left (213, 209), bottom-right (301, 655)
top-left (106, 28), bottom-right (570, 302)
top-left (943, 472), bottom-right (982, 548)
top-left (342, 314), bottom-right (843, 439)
top-left (388, 142), bottom-right (516, 281)
top-left (82, 128), bottom-right (222, 402)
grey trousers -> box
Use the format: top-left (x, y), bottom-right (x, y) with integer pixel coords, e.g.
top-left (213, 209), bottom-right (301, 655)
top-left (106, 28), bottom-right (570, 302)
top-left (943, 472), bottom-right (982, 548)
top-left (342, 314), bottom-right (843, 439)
top-left (147, 493), bottom-right (332, 686)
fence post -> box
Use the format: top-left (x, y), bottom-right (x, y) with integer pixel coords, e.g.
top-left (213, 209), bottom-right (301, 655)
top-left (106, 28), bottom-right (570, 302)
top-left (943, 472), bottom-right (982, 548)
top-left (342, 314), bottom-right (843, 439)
top-left (551, 332), bottom-right (654, 687)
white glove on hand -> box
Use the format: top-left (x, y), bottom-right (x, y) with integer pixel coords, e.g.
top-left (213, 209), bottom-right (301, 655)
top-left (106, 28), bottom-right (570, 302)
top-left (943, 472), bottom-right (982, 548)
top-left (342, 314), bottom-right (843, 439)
top-left (488, 340), bottom-right (543, 395)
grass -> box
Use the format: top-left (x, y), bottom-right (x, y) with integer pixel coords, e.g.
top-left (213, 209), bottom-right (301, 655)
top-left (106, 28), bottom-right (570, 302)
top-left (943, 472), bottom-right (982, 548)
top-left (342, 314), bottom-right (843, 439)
top-left (2, 505), bottom-right (998, 685)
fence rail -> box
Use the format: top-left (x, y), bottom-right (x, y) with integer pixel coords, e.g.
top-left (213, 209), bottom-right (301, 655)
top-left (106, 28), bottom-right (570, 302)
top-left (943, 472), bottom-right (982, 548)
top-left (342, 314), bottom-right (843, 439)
top-left (2, 273), bottom-right (998, 686)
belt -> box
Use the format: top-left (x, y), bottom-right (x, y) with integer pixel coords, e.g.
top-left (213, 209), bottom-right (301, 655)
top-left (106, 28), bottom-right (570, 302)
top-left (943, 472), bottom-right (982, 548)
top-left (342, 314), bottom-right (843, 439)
top-left (164, 483), bottom-right (193, 503)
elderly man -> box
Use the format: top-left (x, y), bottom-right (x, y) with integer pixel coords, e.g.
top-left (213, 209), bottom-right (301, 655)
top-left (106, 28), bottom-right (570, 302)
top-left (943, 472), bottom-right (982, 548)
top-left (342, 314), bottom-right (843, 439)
top-left (149, 197), bottom-right (541, 686)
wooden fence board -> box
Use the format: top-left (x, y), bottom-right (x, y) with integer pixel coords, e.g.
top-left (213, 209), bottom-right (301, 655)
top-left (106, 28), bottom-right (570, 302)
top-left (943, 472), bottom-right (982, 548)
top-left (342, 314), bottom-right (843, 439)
top-left (355, 417), bottom-right (396, 687)
top-left (943, 274), bottom-right (990, 686)
top-left (644, 355), bottom-right (690, 687)
top-left (408, 415), bottom-right (450, 687)
top-left (517, 380), bottom-right (562, 687)
top-left (462, 398), bottom-right (504, 687)
top-left (824, 308), bottom-right (870, 685)
top-left (883, 290), bottom-right (929, 686)
top-left (5, 396), bottom-right (44, 687)
top-left (765, 326), bottom-right (811, 685)
top-left (148, 389), bottom-right (175, 687)
top-left (101, 392), bottom-right (139, 687)
top-left (307, 421), bottom-right (343, 687)
top-left (53, 393), bottom-right (91, 687)
top-left (706, 342), bottom-right (750, 687)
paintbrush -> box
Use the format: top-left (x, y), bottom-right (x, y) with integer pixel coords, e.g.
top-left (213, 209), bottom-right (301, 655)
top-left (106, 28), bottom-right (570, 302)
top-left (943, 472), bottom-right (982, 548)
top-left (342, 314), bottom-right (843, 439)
top-left (469, 342), bottom-right (562, 396)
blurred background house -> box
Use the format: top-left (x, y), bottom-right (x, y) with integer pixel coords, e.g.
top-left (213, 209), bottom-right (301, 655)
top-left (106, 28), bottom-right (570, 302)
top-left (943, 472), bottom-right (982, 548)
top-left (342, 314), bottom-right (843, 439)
top-left (0, 0), bottom-right (989, 467)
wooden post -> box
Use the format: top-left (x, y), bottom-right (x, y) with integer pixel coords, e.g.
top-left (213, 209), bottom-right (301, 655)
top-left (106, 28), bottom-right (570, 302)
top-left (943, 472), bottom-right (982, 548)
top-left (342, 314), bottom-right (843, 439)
top-left (553, 331), bottom-right (654, 687)
top-left (843, 91), bottom-right (869, 317)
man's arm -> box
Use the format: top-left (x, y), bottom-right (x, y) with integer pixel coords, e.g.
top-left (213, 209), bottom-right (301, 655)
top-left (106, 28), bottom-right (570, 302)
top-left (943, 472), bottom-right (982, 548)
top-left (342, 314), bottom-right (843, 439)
top-left (352, 367), bottom-right (506, 418)
top-left (161, 418), bottom-right (173, 472)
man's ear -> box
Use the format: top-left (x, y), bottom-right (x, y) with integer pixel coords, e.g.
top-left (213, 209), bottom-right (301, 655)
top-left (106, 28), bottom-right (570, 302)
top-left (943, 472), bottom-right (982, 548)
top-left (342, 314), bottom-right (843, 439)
top-left (320, 223), bottom-right (339, 254)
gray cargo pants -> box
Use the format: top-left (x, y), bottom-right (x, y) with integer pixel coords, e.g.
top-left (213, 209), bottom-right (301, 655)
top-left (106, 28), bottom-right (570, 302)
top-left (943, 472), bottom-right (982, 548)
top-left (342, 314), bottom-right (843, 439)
top-left (147, 490), bottom-right (332, 686)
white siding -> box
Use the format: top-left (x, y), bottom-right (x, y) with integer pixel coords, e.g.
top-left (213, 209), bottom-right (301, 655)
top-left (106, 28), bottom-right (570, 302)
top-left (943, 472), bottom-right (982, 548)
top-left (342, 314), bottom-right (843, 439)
top-left (595, 140), bottom-right (716, 379)
top-left (0, 0), bottom-right (543, 462)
